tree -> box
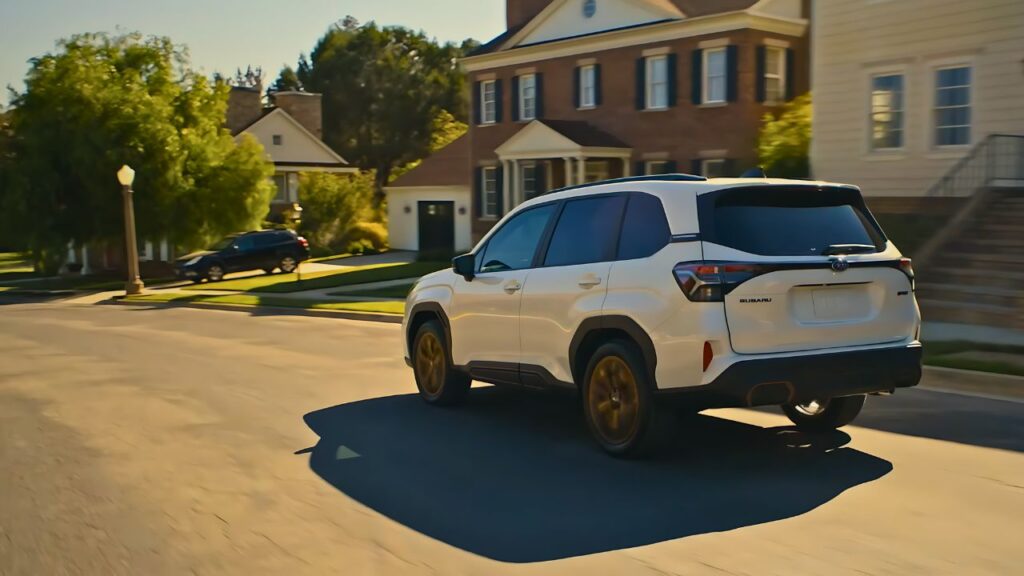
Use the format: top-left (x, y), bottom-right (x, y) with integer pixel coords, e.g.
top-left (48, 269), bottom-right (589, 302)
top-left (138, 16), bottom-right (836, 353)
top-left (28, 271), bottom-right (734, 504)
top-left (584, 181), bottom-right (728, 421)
top-left (2, 33), bottom-right (274, 273)
top-left (294, 18), bottom-right (471, 203)
top-left (296, 171), bottom-right (374, 251)
top-left (269, 65), bottom-right (302, 94)
top-left (757, 93), bottom-right (812, 179)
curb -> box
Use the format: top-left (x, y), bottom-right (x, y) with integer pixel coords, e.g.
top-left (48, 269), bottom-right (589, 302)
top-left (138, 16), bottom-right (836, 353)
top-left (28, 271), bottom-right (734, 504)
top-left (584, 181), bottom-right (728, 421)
top-left (920, 365), bottom-right (1024, 402)
top-left (108, 298), bottom-right (403, 324)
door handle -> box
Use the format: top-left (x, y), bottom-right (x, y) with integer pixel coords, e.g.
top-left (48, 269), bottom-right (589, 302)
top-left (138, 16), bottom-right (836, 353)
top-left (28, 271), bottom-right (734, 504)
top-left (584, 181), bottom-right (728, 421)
top-left (578, 275), bottom-right (602, 288)
top-left (503, 280), bottom-right (522, 294)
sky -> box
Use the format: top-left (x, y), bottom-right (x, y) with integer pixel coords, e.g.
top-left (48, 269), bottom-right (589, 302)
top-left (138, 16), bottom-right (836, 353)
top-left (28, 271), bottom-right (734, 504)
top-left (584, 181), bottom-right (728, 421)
top-left (0, 0), bottom-right (506, 105)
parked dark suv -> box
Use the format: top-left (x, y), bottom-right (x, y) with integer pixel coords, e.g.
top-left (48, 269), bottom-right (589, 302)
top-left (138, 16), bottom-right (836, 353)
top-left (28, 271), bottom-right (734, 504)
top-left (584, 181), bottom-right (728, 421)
top-left (175, 230), bottom-right (310, 282)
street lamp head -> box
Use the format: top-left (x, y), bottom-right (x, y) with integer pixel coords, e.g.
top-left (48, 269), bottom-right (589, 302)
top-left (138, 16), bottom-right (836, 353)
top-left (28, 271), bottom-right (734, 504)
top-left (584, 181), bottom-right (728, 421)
top-left (117, 164), bottom-right (136, 187)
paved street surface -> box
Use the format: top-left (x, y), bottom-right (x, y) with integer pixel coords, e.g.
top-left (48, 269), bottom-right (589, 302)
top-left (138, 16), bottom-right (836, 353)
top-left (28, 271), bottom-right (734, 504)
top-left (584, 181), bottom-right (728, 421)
top-left (1, 302), bottom-right (1022, 575)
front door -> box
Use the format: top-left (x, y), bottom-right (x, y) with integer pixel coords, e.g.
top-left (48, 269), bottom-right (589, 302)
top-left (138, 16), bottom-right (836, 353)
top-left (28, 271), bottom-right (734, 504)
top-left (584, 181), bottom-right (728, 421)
top-left (448, 203), bottom-right (558, 378)
top-left (418, 201), bottom-right (455, 258)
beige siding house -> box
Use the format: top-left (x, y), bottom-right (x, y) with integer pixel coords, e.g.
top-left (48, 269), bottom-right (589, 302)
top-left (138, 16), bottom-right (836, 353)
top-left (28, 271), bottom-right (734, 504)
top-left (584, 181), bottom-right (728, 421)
top-left (810, 0), bottom-right (1024, 197)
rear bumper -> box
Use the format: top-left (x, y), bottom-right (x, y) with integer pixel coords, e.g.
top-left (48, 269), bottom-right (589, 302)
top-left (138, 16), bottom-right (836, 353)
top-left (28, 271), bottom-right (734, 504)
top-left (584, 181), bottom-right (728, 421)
top-left (658, 344), bottom-right (922, 408)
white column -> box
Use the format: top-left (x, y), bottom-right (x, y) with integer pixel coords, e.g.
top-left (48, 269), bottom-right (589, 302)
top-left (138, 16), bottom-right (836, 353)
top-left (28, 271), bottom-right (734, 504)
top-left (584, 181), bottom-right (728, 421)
top-left (501, 160), bottom-right (511, 215)
top-left (66, 241), bottom-right (77, 265)
top-left (577, 155), bottom-right (586, 184)
top-left (160, 239), bottom-right (170, 262)
top-left (563, 157), bottom-right (573, 186)
top-left (510, 159), bottom-right (520, 208)
top-left (80, 245), bottom-right (91, 275)
top-left (622, 158), bottom-right (632, 177)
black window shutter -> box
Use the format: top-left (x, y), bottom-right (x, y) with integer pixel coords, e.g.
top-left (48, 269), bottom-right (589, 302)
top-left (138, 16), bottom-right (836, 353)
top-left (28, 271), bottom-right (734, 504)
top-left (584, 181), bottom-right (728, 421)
top-left (535, 163), bottom-right (547, 196)
top-left (635, 57), bottom-right (646, 110)
top-left (635, 161), bottom-right (645, 176)
top-left (755, 46), bottom-right (767, 103)
top-left (494, 79), bottom-right (503, 122)
top-left (667, 53), bottom-right (678, 107)
top-left (691, 49), bottom-right (703, 105)
top-left (473, 167), bottom-right (483, 218)
top-left (573, 67), bottom-right (581, 108)
top-left (594, 64), bottom-right (603, 105)
top-left (511, 76), bottom-right (520, 121)
top-left (785, 48), bottom-right (796, 100)
top-left (535, 73), bottom-right (544, 119)
top-left (495, 166), bottom-right (505, 215)
top-left (691, 159), bottom-right (702, 175)
top-left (726, 45), bottom-right (738, 102)
top-left (473, 81), bottom-right (482, 124)
top-left (665, 160), bottom-right (678, 173)
top-left (723, 159), bottom-right (737, 177)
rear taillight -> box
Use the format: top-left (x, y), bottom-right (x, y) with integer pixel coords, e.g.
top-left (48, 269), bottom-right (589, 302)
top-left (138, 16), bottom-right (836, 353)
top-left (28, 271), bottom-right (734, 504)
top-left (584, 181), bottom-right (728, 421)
top-left (702, 341), bottom-right (714, 372)
top-left (673, 261), bottom-right (774, 302)
top-left (297, 236), bottom-right (309, 248)
top-left (898, 257), bottom-right (915, 291)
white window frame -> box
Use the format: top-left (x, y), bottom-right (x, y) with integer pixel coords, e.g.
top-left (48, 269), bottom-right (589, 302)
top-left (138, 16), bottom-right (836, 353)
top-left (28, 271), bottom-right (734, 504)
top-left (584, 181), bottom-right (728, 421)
top-left (518, 74), bottom-right (537, 121)
top-left (645, 55), bottom-right (668, 110)
top-left (703, 47), bottom-right (727, 104)
top-left (272, 174), bottom-right (289, 203)
top-left (480, 80), bottom-right (497, 125)
top-left (764, 46), bottom-right (786, 104)
top-left (482, 167), bottom-right (499, 219)
top-left (869, 72), bottom-right (905, 151)
top-left (702, 159), bottom-right (726, 178)
top-left (645, 160), bottom-right (670, 175)
top-left (521, 163), bottom-right (537, 201)
top-left (579, 64), bottom-right (596, 109)
top-left (932, 64), bottom-right (972, 149)
top-left (272, 134), bottom-right (283, 146)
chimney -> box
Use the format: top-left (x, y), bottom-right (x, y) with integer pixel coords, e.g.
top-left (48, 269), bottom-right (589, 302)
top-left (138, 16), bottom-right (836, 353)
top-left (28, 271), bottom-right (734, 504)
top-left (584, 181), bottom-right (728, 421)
top-left (507, 0), bottom-right (555, 30)
top-left (270, 91), bottom-right (323, 140)
top-left (225, 86), bottom-right (263, 134)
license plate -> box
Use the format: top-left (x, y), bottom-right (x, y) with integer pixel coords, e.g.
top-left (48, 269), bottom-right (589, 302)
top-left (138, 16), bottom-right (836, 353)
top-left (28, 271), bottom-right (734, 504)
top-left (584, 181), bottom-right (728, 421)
top-left (811, 287), bottom-right (867, 320)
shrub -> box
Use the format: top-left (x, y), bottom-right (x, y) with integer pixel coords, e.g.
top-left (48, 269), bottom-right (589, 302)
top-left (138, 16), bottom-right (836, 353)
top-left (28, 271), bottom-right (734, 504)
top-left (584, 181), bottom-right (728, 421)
top-left (345, 239), bottom-right (377, 256)
top-left (297, 172), bottom-right (373, 252)
top-left (757, 93), bottom-right (811, 179)
top-left (342, 221), bottom-right (388, 252)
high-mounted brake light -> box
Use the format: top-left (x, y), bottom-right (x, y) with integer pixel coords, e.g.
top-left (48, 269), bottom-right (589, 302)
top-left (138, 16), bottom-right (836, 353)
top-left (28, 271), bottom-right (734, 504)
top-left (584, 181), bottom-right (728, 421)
top-left (673, 262), bottom-right (775, 302)
top-left (898, 257), bottom-right (915, 291)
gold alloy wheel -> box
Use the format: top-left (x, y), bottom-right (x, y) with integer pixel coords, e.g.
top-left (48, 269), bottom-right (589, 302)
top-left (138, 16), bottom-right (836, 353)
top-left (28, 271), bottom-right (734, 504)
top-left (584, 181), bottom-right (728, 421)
top-left (415, 332), bottom-right (445, 397)
top-left (588, 356), bottom-right (641, 445)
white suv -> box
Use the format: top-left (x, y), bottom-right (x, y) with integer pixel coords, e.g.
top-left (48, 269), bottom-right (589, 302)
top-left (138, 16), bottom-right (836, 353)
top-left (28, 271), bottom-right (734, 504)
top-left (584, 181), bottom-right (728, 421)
top-left (403, 175), bottom-right (922, 456)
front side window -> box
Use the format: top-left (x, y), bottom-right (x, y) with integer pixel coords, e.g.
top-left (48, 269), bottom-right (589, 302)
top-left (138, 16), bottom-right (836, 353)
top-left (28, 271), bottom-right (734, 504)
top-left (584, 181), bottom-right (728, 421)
top-left (482, 167), bottom-right (499, 218)
top-left (478, 204), bottom-right (556, 273)
top-left (544, 195), bottom-right (627, 267)
top-left (646, 56), bottom-right (668, 110)
top-left (702, 159), bottom-right (727, 178)
top-left (934, 66), bottom-right (971, 147)
top-left (480, 80), bottom-right (497, 124)
top-left (519, 74), bottom-right (537, 121)
top-left (704, 48), bottom-right (727, 104)
top-left (580, 64), bottom-right (596, 108)
top-left (764, 46), bottom-right (786, 103)
top-left (871, 74), bottom-right (904, 150)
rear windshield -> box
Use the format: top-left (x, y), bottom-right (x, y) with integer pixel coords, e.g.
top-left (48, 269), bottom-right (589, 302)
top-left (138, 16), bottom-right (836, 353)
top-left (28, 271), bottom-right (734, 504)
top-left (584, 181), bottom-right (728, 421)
top-left (698, 186), bottom-right (886, 256)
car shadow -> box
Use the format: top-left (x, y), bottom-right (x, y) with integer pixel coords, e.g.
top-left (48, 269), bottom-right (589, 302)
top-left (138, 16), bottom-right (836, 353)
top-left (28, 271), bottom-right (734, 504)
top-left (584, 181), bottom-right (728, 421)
top-left (301, 387), bottom-right (892, 563)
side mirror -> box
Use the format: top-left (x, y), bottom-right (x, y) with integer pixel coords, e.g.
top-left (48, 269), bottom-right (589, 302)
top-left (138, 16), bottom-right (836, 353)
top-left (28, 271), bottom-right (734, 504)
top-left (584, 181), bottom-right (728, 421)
top-left (452, 253), bottom-right (475, 281)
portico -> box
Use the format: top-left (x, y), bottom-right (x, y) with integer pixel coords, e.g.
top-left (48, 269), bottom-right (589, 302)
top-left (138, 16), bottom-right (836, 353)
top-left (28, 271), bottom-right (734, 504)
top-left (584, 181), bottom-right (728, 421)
top-left (493, 120), bottom-right (632, 209)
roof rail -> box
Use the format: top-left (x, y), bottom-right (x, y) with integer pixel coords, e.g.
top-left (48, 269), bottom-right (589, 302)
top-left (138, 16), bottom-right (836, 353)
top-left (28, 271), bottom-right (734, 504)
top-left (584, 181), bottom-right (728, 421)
top-left (548, 173), bottom-right (707, 194)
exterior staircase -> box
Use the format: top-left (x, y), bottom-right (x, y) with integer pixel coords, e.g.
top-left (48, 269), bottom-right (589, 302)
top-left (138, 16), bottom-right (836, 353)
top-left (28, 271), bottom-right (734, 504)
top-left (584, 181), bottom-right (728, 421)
top-left (915, 135), bottom-right (1024, 330)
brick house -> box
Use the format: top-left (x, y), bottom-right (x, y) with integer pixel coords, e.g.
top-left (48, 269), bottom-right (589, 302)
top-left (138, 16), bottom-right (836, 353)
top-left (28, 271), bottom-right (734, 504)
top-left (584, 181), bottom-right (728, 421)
top-left (386, 0), bottom-right (810, 252)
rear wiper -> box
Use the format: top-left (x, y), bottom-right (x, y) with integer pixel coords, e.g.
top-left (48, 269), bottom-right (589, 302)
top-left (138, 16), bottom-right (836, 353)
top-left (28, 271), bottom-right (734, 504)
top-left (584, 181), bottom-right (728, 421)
top-left (821, 244), bottom-right (877, 255)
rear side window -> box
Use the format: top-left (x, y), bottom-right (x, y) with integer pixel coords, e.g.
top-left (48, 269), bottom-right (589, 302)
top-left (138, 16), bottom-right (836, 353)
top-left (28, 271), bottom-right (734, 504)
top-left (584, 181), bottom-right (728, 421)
top-left (699, 186), bottom-right (886, 256)
top-left (544, 195), bottom-right (627, 267)
top-left (618, 193), bottom-right (670, 260)
top-left (478, 204), bottom-right (557, 272)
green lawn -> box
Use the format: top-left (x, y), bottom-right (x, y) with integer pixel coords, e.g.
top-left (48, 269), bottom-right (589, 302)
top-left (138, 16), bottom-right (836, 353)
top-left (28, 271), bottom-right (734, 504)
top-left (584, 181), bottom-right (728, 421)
top-left (185, 261), bottom-right (447, 294)
top-left (329, 281), bottom-right (416, 299)
top-left (125, 292), bottom-right (404, 315)
top-left (0, 252), bottom-right (36, 282)
top-left (922, 340), bottom-right (1024, 378)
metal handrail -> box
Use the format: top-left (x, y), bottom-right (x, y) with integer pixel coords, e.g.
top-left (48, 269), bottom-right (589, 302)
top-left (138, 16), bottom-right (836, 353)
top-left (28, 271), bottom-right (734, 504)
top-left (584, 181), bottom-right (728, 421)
top-left (927, 134), bottom-right (1024, 197)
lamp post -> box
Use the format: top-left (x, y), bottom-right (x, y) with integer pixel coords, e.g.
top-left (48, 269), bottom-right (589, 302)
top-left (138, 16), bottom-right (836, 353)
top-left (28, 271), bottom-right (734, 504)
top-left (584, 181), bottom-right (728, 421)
top-left (117, 165), bottom-right (145, 295)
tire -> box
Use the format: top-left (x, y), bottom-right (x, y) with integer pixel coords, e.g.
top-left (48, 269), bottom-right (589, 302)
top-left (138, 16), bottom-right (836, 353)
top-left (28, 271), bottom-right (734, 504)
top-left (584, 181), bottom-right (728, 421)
top-left (412, 320), bottom-right (470, 406)
top-left (782, 395), bottom-right (866, 433)
top-left (279, 255), bottom-right (298, 274)
top-left (581, 339), bottom-right (673, 458)
top-left (206, 264), bottom-right (225, 282)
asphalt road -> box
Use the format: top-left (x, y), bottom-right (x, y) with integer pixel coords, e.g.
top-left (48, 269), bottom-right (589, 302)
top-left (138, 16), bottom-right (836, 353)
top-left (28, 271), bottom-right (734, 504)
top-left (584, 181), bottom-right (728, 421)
top-left (1, 302), bottom-right (1022, 575)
